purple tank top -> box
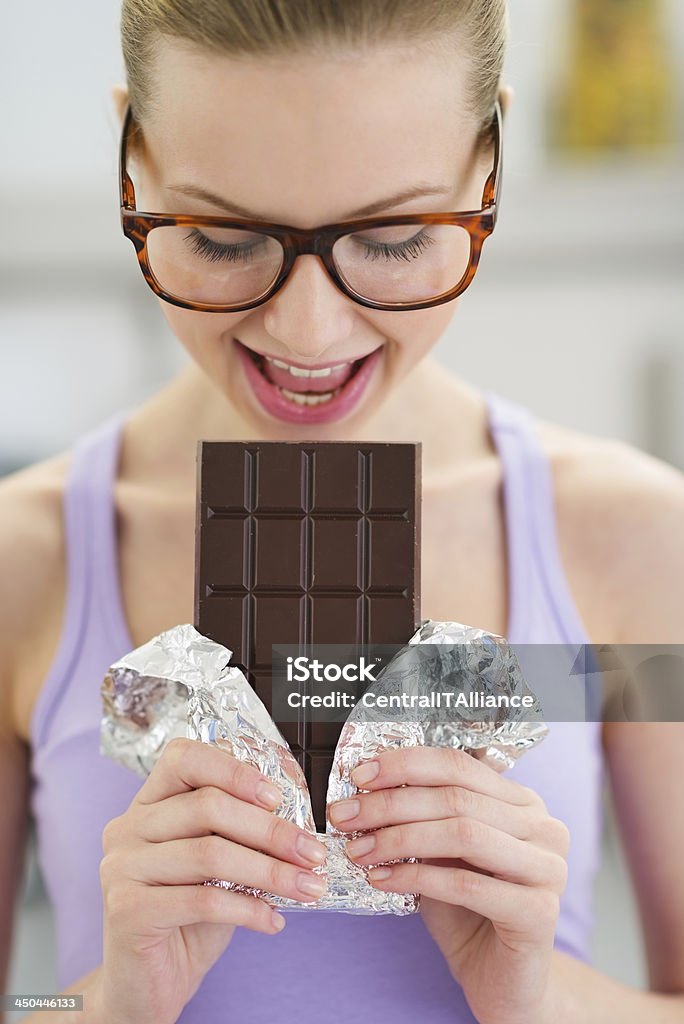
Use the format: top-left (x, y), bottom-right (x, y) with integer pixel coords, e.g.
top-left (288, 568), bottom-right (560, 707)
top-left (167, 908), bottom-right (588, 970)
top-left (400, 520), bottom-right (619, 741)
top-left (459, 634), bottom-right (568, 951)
top-left (29, 390), bottom-right (604, 1023)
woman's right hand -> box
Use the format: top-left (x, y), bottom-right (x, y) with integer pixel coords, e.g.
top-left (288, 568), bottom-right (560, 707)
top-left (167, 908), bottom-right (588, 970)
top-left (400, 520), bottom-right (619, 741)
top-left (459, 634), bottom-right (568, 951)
top-left (96, 737), bottom-right (327, 1024)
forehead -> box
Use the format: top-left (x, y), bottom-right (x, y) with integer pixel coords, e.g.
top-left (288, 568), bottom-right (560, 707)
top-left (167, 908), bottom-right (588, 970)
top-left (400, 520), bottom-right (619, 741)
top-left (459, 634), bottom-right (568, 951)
top-left (143, 38), bottom-right (480, 224)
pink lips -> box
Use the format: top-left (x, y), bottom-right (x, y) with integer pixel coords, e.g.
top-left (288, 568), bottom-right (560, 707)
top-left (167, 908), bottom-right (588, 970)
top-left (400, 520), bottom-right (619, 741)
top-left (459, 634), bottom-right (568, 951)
top-left (234, 340), bottom-right (382, 424)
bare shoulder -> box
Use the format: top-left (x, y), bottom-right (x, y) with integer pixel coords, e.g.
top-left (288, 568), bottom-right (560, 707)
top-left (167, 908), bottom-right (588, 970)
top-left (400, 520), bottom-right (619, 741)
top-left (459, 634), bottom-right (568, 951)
top-left (0, 452), bottom-right (71, 738)
top-left (534, 415), bottom-right (684, 642)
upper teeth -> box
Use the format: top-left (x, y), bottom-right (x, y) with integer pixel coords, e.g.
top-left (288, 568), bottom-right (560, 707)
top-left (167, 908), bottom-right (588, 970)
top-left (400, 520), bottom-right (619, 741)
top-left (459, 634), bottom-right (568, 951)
top-left (267, 356), bottom-right (350, 378)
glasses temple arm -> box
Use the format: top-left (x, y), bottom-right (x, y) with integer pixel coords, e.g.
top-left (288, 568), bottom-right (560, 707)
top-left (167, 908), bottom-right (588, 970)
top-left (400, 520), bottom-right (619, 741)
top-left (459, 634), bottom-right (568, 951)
top-left (480, 98), bottom-right (503, 209)
top-left (119, 104), bottom-right (137, 210)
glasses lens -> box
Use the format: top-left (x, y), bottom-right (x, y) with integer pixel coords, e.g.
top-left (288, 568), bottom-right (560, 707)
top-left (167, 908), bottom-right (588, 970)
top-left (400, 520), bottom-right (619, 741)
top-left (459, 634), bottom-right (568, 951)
top-left (145, 225), bottom-right (285, 306)
top-left (332, 223), bottom-right (472, 304)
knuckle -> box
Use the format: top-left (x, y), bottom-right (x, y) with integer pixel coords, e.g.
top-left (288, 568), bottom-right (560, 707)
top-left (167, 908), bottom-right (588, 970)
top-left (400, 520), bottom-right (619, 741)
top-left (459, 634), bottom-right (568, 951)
top-left (534, 815), bottom-right (570, 853)
top-left (104, 881), bottom-right (134, 923)
top-left (195, 785), bottom-right (223, 825)
top-left (101, 816), bottom-right (122, 855)
top-left (256, 898), bottom-right (276, 929)
top-left (549, 817), bottom-right (571, 854)
top-left (384, 823), bottom-right (407, 856)
top-left (394, 747), bottom-right (414, 777)
top-left (196, 834), bottom-right (226, 878)
top-left (522, 786), bottom-right (546, 811)
top-left (404, 862), bottom-right (421, 890)
top-left (246, 897), bottom-right (272, 931)
top-left (450, 815), bottom-right (478, 849)
top-left (164, 736), bottom-right (193, 766)
top-left (550, 855), bottom-right (569, 894)
top-left (265, 857), bottom-right (286, 895)
top-left (255, 900), bottom-right (280, 932)
top-left (196, 882), bottom-right (235, 922)
top-left (236, 897), bottom-right (265, 930)
top-left (195, 882), bottom-right (224, 919)
top-left (223, 754), bottom-right (244, 785)
top-left (452, 867), bottom-right (480, 901)
top-left (227, 756), bottom-right (256, 793)
top-left (263, 812), bottom-right (283, 851)
top-left (159, 736), bottom-right (199, 781)
top-left (448, 747), bottom-right (474, 778)
top-left (445, 785), bottom-right (474, 817)
top-left (376, 787), bottom-right (395, 819)
top-left (527, 811), bottom-right (550, 842)
top-left (98, 852), bottom-right (124, 889)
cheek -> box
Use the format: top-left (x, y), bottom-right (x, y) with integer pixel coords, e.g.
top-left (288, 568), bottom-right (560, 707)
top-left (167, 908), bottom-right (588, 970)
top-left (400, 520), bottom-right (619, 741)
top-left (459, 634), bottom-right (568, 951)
top-left (158, 301), bottom-right (247, 364)
top-left (378, 300), bottom-right (459, 363)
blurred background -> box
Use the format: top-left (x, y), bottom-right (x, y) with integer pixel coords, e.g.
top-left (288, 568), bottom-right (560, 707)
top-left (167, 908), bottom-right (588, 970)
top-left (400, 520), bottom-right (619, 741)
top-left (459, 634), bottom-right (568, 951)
top-left (2, 0), bottom-right (683, 1008)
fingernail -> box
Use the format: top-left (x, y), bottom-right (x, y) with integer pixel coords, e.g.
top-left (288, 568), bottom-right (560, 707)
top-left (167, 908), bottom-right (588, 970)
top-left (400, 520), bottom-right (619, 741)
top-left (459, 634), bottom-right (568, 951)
top-left (271, 911), bottom-right (286, 932)
top-left (346, 834), bottom-right (375, 858)
top-left (352, 760), bottom-right (379, 786)
top-left (297, 873), bottom-right (327, 898)
top-left (256, 781), bottom-right (282, 810)
top-left (296, 833), bottom-right (326, 866)
top-left (368, 866), bottom-right (392, 881)
top-left (329, 799), bottom-right (360, 824)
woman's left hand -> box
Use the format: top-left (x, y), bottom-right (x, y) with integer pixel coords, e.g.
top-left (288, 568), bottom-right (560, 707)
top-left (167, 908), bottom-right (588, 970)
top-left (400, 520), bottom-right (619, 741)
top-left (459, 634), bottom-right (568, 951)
top-left (329, 747), bottom-right (569, 1024)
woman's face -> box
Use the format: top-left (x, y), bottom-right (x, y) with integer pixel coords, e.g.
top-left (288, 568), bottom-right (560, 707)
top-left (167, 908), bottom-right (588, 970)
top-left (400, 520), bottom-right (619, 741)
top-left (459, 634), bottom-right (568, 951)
top-left (124, 38), bottom-right (496, 439)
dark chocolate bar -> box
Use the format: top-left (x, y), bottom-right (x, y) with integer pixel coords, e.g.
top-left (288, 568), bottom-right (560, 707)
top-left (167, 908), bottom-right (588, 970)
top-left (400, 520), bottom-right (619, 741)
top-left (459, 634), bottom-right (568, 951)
top-left (195, 441), bottom-right (421, 829)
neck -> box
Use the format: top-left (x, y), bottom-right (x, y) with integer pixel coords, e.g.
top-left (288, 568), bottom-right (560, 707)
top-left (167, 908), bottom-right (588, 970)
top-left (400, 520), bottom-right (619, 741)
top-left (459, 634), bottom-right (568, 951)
top-left (122, 356), bottom-right (491, 490)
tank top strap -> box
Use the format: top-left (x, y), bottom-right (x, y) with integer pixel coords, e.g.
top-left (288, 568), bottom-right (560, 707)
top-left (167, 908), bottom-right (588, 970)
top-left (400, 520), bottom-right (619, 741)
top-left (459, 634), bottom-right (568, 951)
top-left (483, 389), bottom-right (590, 645)
top-left (30, 412), bottom-right (132, 752)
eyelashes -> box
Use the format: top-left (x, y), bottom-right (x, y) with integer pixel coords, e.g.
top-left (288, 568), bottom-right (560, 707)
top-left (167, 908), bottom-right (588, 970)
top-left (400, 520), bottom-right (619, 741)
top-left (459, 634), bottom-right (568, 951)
top-left (183, 227), bottom-right (437, 265)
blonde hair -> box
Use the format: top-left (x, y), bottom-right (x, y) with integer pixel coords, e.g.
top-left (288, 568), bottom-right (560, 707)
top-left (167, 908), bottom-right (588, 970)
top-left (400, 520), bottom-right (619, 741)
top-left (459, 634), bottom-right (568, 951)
top-left (121, 0), bottom-right (508, 143)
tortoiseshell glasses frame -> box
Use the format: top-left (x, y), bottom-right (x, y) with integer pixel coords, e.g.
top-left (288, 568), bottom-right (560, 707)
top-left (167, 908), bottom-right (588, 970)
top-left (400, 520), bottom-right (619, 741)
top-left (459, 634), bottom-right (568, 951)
top-left (119, 98), bottom-right (503, 313)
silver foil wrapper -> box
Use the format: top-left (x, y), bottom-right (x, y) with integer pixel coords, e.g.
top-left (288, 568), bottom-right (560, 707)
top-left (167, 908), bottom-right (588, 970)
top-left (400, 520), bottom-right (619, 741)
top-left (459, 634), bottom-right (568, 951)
top-left (404, 619), bottom-right (549, 769)
top-left (101, 621), bottom-right (546, 916)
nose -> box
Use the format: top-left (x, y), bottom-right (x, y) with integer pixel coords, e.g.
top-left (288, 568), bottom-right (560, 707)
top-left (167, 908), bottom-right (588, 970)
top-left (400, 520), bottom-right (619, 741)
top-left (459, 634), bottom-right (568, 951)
top-left (261, 254), bottom-right (356, 360)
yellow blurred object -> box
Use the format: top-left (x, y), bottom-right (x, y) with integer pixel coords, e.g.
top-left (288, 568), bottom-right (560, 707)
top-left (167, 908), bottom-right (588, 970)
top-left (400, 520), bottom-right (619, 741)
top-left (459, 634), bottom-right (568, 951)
top-left (549, 0), bottom-right (676, 153)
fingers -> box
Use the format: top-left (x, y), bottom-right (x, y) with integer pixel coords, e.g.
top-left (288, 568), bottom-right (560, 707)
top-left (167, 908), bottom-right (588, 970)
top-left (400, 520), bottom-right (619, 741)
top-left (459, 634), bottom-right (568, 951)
top-left (113, 835), bottom-right (327, 903)
top-left (141, 786), bottom-right (326, 869)
top-left (346, 818), bottom-right (568, 892)
top-left (102, 737), bottom-right (330, 924)
top-left (366, 861), bottom-right (560, 938)
top-left (105, 879), bottom-right (286, 935)
top-left (329, 783), bottom-right (532, 839)
top-left (135, 738), bottom-right (282, 810)
top-left (348, 747), bottom-right (535, 806)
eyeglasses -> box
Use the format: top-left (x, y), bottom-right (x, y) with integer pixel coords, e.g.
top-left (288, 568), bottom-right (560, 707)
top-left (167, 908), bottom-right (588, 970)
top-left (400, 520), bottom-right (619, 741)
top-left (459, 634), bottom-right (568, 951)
top-left (119, 99), bottom-right (503, 313)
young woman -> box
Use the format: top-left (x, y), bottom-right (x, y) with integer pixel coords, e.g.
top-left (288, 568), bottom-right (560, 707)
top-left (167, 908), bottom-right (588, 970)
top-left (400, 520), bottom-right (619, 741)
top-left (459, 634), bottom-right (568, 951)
top-left (2, 2), bottom-right (683, 1022)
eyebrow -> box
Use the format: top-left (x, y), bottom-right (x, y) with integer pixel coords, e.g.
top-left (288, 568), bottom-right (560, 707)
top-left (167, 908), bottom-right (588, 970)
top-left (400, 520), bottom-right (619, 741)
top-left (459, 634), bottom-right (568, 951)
top-left (164, 182), bottom-right (454, 220)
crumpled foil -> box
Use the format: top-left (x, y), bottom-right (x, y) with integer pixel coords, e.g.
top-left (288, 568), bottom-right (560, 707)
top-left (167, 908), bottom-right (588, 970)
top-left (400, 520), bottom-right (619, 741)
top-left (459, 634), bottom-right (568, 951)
top-left (101, 620), bottom-right (546, 915)
top-left (401, 618), bottom-right (548, 769)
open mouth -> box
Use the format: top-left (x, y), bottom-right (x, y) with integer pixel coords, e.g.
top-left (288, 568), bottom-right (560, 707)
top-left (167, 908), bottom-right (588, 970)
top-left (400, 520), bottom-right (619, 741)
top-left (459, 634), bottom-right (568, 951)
top-left (234, 339), bottom-right (382, 424)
